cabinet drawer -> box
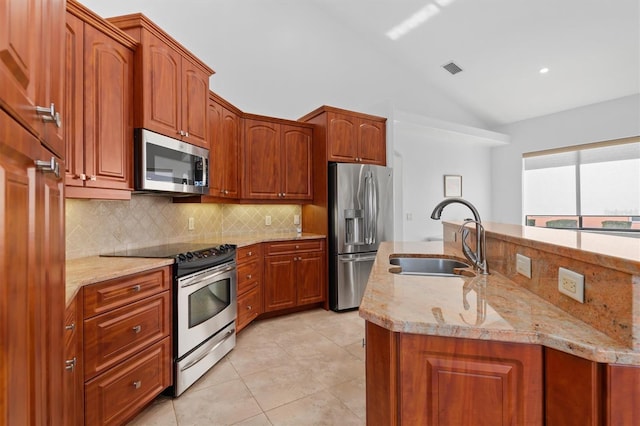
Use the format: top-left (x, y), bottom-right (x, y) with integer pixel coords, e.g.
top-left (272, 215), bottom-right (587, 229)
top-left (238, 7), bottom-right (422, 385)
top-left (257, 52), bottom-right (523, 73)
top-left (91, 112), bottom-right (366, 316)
top-left (84, 292), bottom-right (171, 380)
top-left (84, 337), bottom-right (171, 426)
top-left (237, 244), bottom-right (262, 262)
top-left (237, 285), bottom-right (262, 332)
top-left (84, 267), bottom-right (171, 318)
top-left (265, 239), bottom-right (324, 256)
top-left (237, 258), bottom-right (261, 294)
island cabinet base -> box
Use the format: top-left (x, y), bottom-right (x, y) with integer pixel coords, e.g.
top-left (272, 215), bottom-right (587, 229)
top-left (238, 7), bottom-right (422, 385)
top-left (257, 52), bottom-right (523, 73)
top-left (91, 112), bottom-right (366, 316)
top-left (365, 322), bottom-right (543, 426)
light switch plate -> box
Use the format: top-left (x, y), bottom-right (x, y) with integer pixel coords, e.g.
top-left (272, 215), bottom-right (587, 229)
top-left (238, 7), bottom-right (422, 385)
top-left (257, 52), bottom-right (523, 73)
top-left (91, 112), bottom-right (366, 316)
top-left (516, 253), bottom-right (531, 278)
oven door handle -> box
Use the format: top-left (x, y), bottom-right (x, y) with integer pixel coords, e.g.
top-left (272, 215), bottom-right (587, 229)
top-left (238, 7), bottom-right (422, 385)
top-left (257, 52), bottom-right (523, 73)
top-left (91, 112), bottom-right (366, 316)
top-left (180, 264), bottom-right (236, 288)
top-left (179, 328), bottom-right (235, 372)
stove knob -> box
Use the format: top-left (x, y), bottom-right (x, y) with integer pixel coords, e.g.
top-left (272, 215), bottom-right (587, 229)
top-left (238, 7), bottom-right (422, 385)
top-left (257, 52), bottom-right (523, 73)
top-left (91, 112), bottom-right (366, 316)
top-left (186, 252), bottom-right (194, 259)
top-left (194, 251), bottom-right (203, 258)
top-left (178, 254), bottom-right (187, 262)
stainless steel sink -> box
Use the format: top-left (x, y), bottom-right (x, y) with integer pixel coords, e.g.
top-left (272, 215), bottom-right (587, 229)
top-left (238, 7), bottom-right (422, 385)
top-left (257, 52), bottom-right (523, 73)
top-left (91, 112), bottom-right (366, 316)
top-left (389, 256), bottom-right (472, 277)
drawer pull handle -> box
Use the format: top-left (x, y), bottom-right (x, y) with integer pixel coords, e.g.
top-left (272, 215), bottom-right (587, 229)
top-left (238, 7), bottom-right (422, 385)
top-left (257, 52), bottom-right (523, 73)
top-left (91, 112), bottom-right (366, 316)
top-left (65, 357), bottom-right (76, 372)
top-left (295, 245), bottom-right (300, 249)
top-left (132, 285), bottom-right (141, 292)
top-left (246, 274), bottom-right (252, 279)
top-left (133, 380), bottom-right (141, 389)
top-left (247, 305), bottom-right (252, 310)
top-left (248, 251), bottom-right (253, 256)
top-left (132, 325), bottom-right (142, 333)
top-left (65, 322), bottom-right (75, 331)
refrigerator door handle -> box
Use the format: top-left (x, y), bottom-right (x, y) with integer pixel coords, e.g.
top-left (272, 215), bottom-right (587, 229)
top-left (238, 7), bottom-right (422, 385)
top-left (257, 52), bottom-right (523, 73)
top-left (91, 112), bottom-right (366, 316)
top-left (364, 173), bottom-right (377, 245)
top-left (338, 255), bottom-right (377, 263)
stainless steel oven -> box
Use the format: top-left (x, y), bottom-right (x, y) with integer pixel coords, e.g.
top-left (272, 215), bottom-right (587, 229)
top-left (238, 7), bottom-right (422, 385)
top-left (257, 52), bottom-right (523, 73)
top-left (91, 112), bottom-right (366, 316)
top-left (175, 261), bottom-right (236, 396)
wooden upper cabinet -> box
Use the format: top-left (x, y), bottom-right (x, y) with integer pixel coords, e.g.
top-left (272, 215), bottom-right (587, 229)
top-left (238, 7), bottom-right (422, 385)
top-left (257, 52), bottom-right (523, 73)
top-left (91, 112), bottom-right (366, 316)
top-left (0, 0), bottom-right (65, 157)
top-left (300, 105), bottom-right (387, 166)
top-left (107, 14), bottom-right (214, 149)
top-left (209, 93), bottom-right (240, 199)
top-left (242, 117), bottom-right (313, 201)
top-left (64, 1), bottom-right (136, 199)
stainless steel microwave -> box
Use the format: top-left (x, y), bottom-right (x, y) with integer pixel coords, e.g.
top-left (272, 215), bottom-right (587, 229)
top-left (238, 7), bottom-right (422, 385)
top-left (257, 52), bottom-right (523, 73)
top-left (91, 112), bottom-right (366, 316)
top-left (134, 128), bottom-right (209, 195)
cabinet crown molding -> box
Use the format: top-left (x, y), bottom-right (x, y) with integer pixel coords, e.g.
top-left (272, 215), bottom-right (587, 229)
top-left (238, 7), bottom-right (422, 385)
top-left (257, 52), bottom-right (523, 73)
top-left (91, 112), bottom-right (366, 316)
top-left (66, 0), bottom-right (138, 49)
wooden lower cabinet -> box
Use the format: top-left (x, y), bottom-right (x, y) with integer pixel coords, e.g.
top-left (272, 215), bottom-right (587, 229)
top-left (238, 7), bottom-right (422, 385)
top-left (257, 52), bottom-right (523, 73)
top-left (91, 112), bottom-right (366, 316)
top-left (264, 239), bottom-right (325, 312)
top-left (63, 296), bottom-right (84, 426)
top-left (366, 322), bottom-right (544, 426)
top-left (82, 267), bottom-right (172, 425)
top-left (606, 364), bottom-right (640, 425)
top-left (236, 244), bottom-right (263, 332)
top-left (85, 337), bottom-right (171, 426)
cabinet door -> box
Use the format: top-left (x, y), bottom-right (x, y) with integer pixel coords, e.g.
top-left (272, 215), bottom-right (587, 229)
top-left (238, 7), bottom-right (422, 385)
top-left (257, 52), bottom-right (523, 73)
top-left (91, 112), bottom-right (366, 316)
top-left (243, 119), bottom-right (281, 199)
top-left (281, 124), bottom-right (312, 200)
top-left (208, 100), bottom-right (224, 196)
top-left (34, 146), bottom-right (65, 426)
top-left (0, 0), bottom-right (41, 137)
top-left (181, 58), bottom-right (209, 147)
top-left (296, 251), bottom-right (324, 305)
top-left (327, 112), bottom-right (358, 162)
top-left (83, 24), bottom-right (133, 190)
top-left (64, 11), bottom-right (84, 187)
top-left (606, 364), bottom-right (640, 426)
top-left (357, 118), bottom-right (386, 165)
top-left (141, 31), bottom-right (181, 138)
top-left (221, 108), bottom-right (240, 198)
top-left (0, 115), bottom-right (37, 425)
top-left (400, 334), bottom-right (543, 426)
top-left (63, 296), bottom-right (84, 426)
top-left (237, 285), bottom-right (263, 333)
top-left (39, 0), bottom-right (65, 157)
top-left (264, 255), bottom-right (296, 312)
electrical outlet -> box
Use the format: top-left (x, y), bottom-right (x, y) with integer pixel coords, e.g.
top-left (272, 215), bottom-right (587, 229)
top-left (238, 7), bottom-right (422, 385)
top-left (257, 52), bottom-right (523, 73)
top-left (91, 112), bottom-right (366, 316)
top-left (293, 214), bottom-right (300, 225)
top-left (265, 215), bottom-right (272, 226)
top-left (558, 267), bottom-right (585, 303)
top-left (188, 217), bottom-right (195, 230)
top-left (515, 254), bottom-right (531, 278)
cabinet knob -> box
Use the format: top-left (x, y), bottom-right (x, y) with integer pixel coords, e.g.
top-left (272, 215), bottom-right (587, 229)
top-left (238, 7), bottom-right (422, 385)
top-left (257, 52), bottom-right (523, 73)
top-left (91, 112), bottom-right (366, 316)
top-left (224, 190), bottom-right (229, 195)
top-left (178, 130), bottom-right (185, 136)
top-left (88, 175), bottom-right (97, 181)
top-left (132, 325), bottom-right (142, 333)
top-left (65, 322), bottom-right (75, 331)
top-left (247, 305), bottom-right (252, 310)
top-left (295, 245), bottom-right (300, 249)
top-left (133, 381), bottom-right (142, 389)
top-left (65, 357), bottom-right (76, 372)
top-left (282, 193), bottom-right (286, 197)
top-left (247, 274), bottom-right (252, 279)
top-left (185, 131), bottom-right (190, 137)
top-left (132, 285), bottom-right (141, 292)
top-left (248, 251), bottom-right (253, 256)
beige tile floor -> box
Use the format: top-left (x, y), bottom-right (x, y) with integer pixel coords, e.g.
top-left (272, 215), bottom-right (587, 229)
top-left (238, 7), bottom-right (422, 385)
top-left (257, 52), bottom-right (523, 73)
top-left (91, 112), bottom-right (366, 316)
top-left (127, 309), bottom-right (366, 426)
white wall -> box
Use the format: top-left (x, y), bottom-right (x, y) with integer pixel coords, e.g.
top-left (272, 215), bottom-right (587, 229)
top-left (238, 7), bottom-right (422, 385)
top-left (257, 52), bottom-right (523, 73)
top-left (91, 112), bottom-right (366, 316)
top-left (491, 94), bottom-right (640, 225)
top-left (391, 113), bottom-right (508, 241)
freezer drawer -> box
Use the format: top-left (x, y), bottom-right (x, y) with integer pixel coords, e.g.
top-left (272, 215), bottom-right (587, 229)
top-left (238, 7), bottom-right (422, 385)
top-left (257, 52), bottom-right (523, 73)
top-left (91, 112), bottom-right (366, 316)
top-left (332, 253), bottom-right (377, 311)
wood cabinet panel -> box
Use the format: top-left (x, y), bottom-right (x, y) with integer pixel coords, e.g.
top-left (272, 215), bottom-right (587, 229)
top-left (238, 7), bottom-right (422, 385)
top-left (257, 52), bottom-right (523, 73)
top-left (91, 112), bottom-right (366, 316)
top-left (243, 119), bottom-right (280, 199)
top-left (327, 112), bottom-right (358, 162)
top-left (83, 23), bottom-right (133, 190)
top-left (237, 243), bottom-right (262, 262)
top-left (84, 292), bottom-right (171, 380)
top-left (182, 58), bottom-right (209, 146)
top-left (357, 119), bottom-right (386, 165)
top-left (63, 296), bottom-right (84, 426)
top-left (84, 337), bottom-right (171, 426)
top-left (545, 348), bottom-right (602, 426)
top-left (399, 334), bottom-right (543, 426)
top-left (296, 252), bottom-right (325, 305)
top-left (606, 364), bottom-right (640, 425)
top-left (83, 267), bottom-right (171, 317)
top-left (264, 255), bottom-right (297, 312)
top-left (237, 285), bottom-right (263, 332)
top-left (265, 240), bottom-right (323, 256)
top-left (365, 323), bottom-right (398, 426)
top-left (64, 11), bottom-right (84, 188)
top-left (209, 94), bottom-right (240, 198)
top-left (237, 256), bottom-right (262, 295)
top-left (282, 124), bottom-right (312, 199)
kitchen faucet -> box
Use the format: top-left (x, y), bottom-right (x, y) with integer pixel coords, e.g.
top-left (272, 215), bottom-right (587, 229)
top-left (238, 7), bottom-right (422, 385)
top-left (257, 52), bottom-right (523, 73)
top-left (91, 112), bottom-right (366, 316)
top-left (430, 198), bottom-right (489, 275)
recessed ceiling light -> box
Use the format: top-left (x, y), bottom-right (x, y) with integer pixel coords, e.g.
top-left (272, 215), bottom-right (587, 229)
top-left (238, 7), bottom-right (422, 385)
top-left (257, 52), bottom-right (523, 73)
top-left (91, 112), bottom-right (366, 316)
top-left (539, 67), bottom-right (550, 74)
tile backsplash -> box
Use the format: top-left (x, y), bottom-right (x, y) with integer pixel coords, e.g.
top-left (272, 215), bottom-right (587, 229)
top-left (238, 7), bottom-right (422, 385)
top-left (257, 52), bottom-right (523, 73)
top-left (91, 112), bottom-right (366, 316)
top-left (66, 195), bottom-right (301, 259)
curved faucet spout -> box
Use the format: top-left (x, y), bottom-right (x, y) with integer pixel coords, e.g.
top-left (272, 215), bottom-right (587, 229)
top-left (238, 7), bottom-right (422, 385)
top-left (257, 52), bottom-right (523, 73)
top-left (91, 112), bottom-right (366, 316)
top-left (430, 197), bottom-right (481, 222)
top-left (430, 198), bottom-right (489, 275)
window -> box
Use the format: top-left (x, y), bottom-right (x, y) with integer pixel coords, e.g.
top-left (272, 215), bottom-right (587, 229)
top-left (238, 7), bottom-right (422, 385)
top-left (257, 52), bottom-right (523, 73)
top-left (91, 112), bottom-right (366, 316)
top-left (523, 137), bottom-right (640, 232)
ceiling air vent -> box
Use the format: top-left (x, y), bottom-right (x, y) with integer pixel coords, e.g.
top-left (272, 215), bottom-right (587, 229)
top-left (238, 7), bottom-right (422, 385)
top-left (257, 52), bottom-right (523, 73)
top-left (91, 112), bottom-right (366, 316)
top-left (442, 61), bottom-right (463, 75)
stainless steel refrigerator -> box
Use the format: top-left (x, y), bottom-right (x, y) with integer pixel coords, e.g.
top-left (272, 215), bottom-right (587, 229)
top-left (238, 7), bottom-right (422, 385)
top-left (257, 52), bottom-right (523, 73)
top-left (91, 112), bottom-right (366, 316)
top-left (329, 163), bottom-right (393, 311)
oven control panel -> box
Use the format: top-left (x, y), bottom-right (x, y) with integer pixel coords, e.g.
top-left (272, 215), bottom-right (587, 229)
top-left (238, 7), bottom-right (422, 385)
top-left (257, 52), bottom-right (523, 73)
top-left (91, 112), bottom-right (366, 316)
top-left (174, 244), bottom-right (236, 277)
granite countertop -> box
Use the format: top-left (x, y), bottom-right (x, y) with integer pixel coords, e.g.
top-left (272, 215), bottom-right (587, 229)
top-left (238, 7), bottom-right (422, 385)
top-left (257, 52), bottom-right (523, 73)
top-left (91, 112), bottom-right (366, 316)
top-left (65, 232), bottom-right (325, 305)
top-left (359, 241), bottom-right (640, 365)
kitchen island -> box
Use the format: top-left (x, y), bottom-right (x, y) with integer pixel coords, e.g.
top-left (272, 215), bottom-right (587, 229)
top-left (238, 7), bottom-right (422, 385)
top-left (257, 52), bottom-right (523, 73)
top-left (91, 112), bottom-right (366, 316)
top-left (360, 226), bottom-right (640, 425)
